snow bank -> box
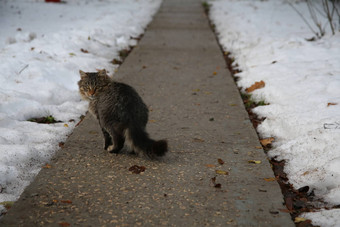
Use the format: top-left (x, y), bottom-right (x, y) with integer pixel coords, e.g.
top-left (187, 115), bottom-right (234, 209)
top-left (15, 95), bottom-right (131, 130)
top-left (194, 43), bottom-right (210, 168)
top-left (0, 0), bottom-right (161, 210)
top-left (209, 0), bottom-right (340, 225)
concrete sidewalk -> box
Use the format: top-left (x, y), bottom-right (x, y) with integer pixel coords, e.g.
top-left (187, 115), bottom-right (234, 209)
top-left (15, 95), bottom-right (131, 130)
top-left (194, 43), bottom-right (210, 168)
top-left (0, 0), bottom-right (293, 226)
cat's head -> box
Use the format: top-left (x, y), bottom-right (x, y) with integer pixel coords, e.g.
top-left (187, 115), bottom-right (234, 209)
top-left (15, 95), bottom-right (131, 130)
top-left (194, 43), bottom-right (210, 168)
top-left (78, 69), bottom-right (110, 100)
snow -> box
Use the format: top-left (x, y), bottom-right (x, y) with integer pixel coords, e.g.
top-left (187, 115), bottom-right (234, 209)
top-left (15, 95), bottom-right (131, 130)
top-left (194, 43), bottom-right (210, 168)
top-left (209, 0), bottom-right (340, 225)
top-left (0, 0), bottom-right (161, 215)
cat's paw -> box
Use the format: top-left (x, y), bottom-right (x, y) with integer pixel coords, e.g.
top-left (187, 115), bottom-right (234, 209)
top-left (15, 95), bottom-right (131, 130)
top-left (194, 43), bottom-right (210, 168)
top-left (107, 145), bottom-right (121, 154)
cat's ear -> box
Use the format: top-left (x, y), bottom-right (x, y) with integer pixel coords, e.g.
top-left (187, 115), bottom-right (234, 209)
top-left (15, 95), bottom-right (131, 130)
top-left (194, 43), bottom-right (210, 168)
top-left (79, 70), bottom-right (87, 79)
top-left (98, 69), bottom-right (107, 77)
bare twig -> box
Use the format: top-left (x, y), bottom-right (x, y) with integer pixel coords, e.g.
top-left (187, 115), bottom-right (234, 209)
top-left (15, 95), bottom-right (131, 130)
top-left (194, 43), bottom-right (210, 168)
top-left (287, 1), bottom-right (320, 37)
top-left (18, 64), bottom-right (29, 74)
top-left (307, 0), bottom-right (325, 37)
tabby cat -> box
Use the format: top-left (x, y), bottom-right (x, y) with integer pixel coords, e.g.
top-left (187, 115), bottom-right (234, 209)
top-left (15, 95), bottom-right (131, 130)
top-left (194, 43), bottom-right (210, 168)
top-left (78, 69), bottom-right (168, 158)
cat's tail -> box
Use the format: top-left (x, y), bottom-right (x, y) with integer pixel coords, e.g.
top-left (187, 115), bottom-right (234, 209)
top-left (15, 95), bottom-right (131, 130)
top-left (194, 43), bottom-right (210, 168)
top-left (125, 126), bottom-right (168, 158)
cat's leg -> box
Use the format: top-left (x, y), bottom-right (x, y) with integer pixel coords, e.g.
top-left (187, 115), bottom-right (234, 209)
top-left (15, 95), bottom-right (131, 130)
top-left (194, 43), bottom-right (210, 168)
top-left (107, 133), bottom-right (125, 154)
top-left (102, 128), bottom-right (112, 150)
top-left (106, 124), bottom-right (126, 154)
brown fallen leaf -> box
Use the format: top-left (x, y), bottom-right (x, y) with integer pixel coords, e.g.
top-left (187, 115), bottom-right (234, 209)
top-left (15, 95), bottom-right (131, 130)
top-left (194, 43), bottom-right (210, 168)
top-left (302, 171), bottom-right (310, 176)
top-left (129, 165), bottom-right (146, 174)
top-left (0, 201), bottom-right (14, 210)
top-left (245, 80), bottom-right (265, 93)
top-left (211, 176), bottom-right (216, 184)
top-left (111, 59), bottom-right (122, 65)
top-left (294, 217), bottom-right (307, 223)
top-left (248, 160), bottom-right (262, 164)
top-left (211, 177), bottom-right (221, 188)
top-left (264, 177), bottom-right (276, 182)
top-left (214, 183), bottom-right (221, 188)
top-left (260, 137), bottom-right (275, 146)
top-left (205, 164), bottom-right (216, 168)
top-left (285, 197), bottom-right (294, 211)
top-left (60, 200), bottom-right (72, 204)
top-left (193, 138), bottom-right (205, 142)
top-left (255, 146), bottom-right (262, 149)
top-left (217, 158), bottom-right (224, 165)
top-left (59, 142), bottom-right (65, 148)
top-left (59, 222), bottom-right (71, 227)
top-left (42, 164), bottom-right (52, 169)
top-left (215, 170), bottom-right (229, 175)
top-left (80, 48), bottom-right (89, 53)
top-left (278, 208), bottom-right (291, 213)
top-left (327, 102), bottom-right (337, 107)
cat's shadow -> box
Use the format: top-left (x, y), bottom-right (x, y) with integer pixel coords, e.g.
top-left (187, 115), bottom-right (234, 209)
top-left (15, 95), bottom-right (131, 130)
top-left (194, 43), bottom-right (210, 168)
top-left (106, 146), bottom-right (179, 164)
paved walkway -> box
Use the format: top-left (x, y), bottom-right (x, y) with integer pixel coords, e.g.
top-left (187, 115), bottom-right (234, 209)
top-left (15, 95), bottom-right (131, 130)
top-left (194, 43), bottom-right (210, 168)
top-left (0, 0), bottom-right (293, 226)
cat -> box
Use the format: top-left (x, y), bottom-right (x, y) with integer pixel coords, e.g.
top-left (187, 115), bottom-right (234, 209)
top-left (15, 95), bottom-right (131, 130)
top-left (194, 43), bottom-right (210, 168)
top-left (78, 69), bottom-right (168, 158)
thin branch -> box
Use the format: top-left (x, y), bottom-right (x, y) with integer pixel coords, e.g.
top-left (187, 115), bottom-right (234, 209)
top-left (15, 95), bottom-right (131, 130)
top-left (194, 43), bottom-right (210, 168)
top-left (18, 64), bottom-right (29, 74)
top-left (307, 0), bottom-right (325, 37)
top-left (288, 1), bottom-right (319, 37)
top-left (324, 0), bottom-right (335, 35)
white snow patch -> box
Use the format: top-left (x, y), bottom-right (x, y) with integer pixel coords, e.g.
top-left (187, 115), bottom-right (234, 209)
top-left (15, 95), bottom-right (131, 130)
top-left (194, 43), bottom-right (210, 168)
top-left (0, 0), bottom-right (161, 211)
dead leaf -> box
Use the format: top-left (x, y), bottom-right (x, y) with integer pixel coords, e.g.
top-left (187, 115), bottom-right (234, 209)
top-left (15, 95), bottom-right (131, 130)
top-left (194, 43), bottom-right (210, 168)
top-left (269, 210), bottom-right (279, 214)
top-left (294, 217), bottom-right (307, 223)
top-left (69, 53), bottom-right (76, 56)
top-left (264, 177), bottom-right (276, 182)
top-left (205, 164), bottom-right (216, 168)
top-left (278, 208), bottom-right (291, 213)
top-left (285, 197), bottom-right (294, 211)
top-left (327, 102), bottom-right (337, 107)
top-left (80, 48), bottom-right (89, 53)
top-left (61, 200), bottom-right (72, 204)
top-left (211, 177), bottom-right (221, 188)
top-left (129, 165), bottom-right (146, 174)
top-left (43, 164), bottom-right (52, 169)
top-left (260, 137), bottom-right (274, 146)
top-left (255, 146), bottom-right (262, 149)
top-left (245, 80), bottom-right (265, 93)
top-left (111, 59), bottom-right (122, 65)
top-left (217, 159), bottom-right (224, 165)
top-left (248, 160), bottom-right (261, 164)
top-left (193, 138), bottom-right (205, 142)
top-left (59, 142), bottom-right (65, 148)
top-left (64, 123), bottom-right (68, 127)
top-left (59, 222), bottom-right (71, 227)
top-left (215, 170), bottom-right (229, 175)
top-left (0, 201), bottom-right (14, 210)
top-left (213, 72), bottom-right (217, 75)
top-left (211, 176), bottom-right (216, 184)
top-left (214, 183), bottom-right (221, 188)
